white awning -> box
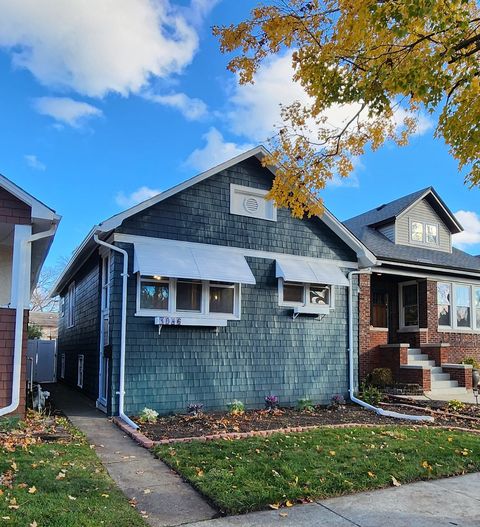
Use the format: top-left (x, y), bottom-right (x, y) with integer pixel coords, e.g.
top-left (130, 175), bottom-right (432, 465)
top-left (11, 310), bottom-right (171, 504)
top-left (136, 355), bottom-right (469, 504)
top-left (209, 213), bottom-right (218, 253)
top-left (275, 257), bottom-right (349, 286)
top-left (133, 239), bottom-right (256, 284)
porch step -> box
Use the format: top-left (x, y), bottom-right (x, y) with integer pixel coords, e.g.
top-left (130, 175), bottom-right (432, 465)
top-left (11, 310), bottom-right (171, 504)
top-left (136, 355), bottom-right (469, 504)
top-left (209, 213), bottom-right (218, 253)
top-left (408, 359), bottom-right (436, 367)
top-left (427, 387), bottom-right (468, 395)
top-left (431, 367), bottom-right (443, 373)
top-left (431, 372), bottom-right (451, 381)
top-left (431, 379), bottom-right (459, 389)
top-left (408, 348), bottom-right (422, 355)
top-left (408, 353), bottom-right (429, 361)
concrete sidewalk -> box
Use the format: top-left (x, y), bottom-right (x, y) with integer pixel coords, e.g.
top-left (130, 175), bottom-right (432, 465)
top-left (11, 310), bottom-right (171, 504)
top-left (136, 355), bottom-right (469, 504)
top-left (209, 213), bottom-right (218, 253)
top-left (49, 383), bottom-right (216, 527)
top-left (187, 472), bottom-right (480, 527)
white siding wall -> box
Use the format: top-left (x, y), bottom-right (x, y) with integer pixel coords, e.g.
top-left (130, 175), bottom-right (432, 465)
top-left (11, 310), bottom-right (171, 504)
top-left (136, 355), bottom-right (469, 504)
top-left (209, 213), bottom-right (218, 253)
top-left (396, 199), bottom-right (451, 252)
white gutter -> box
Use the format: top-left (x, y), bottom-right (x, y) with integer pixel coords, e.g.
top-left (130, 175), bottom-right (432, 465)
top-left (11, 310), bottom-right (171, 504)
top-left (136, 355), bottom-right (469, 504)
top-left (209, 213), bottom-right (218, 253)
top-left (0, 224), bottom-right (58, 417)
top-left (93, 234), bottom-right (138, 430)
top-left (347, 269), bottom-right (434, 423)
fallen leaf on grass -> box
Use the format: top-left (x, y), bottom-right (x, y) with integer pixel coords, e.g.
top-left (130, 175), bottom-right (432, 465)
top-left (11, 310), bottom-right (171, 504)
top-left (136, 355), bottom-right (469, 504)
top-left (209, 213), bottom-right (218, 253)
top-left (285, 500), bottom-right (294, 507)
top-left (101, 493), bottom-right (109, 498)
top-left (367, 471), bottom-right (376, 478)
top-left (30, 522), bottom-right (38, 527)
top-left (28, 486), bottom-right (37, 494)
top-left (329, 450), bottom-right (336, 456)
top-left (269, 503), bottom-right (280, 510)
top-left (68, 495), bottom-right (77, 500)
top-left (391, 476), bottom-right (401, 487)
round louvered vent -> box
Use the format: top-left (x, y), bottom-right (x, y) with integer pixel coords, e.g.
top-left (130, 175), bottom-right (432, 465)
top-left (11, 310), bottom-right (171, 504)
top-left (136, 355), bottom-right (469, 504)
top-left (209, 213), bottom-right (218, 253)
top-left (243, 196), bottom-right (259, 214)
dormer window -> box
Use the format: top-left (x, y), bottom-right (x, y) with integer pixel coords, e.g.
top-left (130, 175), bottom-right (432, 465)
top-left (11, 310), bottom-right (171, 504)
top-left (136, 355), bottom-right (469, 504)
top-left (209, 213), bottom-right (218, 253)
top-left (410, 220), bottom-right (439, 246)
top-left (411, 221), bottom-right (423, 242)
top-left (426, 224), bottom-right (438, 244)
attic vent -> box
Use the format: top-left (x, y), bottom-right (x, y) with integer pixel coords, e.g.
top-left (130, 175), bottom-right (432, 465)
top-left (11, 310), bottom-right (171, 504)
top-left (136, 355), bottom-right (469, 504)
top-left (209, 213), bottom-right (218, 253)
top-left (244, 197), bottom-right (259, 213)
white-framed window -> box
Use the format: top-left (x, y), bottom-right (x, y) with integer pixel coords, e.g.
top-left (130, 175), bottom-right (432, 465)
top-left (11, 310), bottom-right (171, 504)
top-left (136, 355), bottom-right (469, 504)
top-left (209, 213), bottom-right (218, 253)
top-left (436, 281), bottom-right (480, 332)
top-left (136, 275), bottom-right (240, 319)
top-left (66, 281), bottom-right (76, 328)
top-left (101, 254), bottom-right (111, 346)
top-left (60, 296), bottom-right (65, 318)
top-left (278, 280), bottom-right (333, 309)
top-left (410, 220), bottom-right (439, 246)
top-left (230, 184), bottom-right (277, 222)
top-left (399, 281), bottom-right (418, 328)
top-left (60, 353), bottom-right (65, 379)
top-left (77, 354), bottom-right (84, 388)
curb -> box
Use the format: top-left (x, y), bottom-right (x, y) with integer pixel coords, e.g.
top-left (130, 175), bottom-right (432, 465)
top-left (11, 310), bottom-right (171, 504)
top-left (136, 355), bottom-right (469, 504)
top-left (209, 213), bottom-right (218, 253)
top-left (112, 416), bottom-right (154, 448)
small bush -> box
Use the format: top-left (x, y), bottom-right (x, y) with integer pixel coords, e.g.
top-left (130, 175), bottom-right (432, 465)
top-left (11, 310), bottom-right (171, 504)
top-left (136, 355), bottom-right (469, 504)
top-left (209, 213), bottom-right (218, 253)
top-left (461, 357), bottom-right (480, 370)
top-left (0, 416), bottom-right (21, 433)
top-left (369, 368), bottom-right (393, 388)
top-left (186, 403), bottom-right (204, 416)
top-left (360, 385), bottom-right (383, 406)
top-left (330, 394), bottom-right (346, 409)
top-left (447, 399), bottom-right (466, 413)
top-left (264, 394), bottom-right (279, 410)
top-left (228, 400), bottom-right (245, 416)
top-left (297, 397), bottom-right (314, 412)
top-left (138, 407), bottom-right (159, 424)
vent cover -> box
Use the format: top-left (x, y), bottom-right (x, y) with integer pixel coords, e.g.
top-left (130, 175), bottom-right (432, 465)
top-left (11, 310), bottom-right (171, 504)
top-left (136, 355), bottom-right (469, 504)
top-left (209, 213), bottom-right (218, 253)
top-left (244, 197), bottom-right (259, 213)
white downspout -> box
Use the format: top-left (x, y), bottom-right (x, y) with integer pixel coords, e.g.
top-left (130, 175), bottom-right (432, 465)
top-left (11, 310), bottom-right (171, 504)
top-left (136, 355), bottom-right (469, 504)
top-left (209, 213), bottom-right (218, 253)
top-left (93, 234), bottom-right (138, 430)
top-left (0, 225), bottom-right (57, 417)
top-left (348, 269), bottom-right (434, 423)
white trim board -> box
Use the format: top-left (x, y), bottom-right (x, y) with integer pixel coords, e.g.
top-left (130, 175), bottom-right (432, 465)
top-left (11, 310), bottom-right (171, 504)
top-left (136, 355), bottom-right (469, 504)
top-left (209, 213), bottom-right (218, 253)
top-left (114, 233), bottom-right (359, 270)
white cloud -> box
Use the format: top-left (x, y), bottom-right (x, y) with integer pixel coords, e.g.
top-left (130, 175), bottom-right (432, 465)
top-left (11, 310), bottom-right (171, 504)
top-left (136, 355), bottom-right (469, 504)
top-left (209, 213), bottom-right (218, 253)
top-left (453, 210), bottom-right (480, 249)
top-left (24, 154), bottom-right (46, 171)
top-left (0, 0), bottom-right (208, 98)
top-left (143, 91), bottom-right (207, 121)
top-left (115, 186), bottom-right (161, 208)
top-left (185, 128), bottom-right (254, 172)
top-left (227, 51), bottom-right (433, 142)
top-left (34, 96), bottom-right (102, 127)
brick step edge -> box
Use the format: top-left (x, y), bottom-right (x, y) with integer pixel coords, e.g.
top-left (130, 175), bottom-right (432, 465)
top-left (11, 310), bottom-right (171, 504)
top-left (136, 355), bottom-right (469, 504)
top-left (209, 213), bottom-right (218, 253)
top-left (112, 416), bottom-right (154, 449)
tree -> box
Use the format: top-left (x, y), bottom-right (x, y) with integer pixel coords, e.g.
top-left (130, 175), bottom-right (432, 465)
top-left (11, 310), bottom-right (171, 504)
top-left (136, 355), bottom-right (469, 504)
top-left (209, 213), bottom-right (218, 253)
top-left (27, 323), bottom-right (43, 339)
top-left (30, 265), bottom-right (62, 312)
top-left (214, 0), bottom-right (480, 217)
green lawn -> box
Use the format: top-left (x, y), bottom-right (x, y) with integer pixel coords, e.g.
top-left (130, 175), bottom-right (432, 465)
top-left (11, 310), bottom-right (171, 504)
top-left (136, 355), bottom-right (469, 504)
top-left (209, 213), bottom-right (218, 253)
top-left (0, 419), bottom-right (147, 527)
top-left (155, 426), bottom-right (480, 515)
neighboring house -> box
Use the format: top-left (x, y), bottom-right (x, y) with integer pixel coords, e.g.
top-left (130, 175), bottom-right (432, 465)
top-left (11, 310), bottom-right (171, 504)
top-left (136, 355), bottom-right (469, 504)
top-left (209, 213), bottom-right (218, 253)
top-left (344, 187), bottom-right (480, 395)
top-left (0, 175), bottom-right (60, 416)
top-left (52, 147), bottom-right (374, 417)
top-left (29, 311), bottom-right (59, 340)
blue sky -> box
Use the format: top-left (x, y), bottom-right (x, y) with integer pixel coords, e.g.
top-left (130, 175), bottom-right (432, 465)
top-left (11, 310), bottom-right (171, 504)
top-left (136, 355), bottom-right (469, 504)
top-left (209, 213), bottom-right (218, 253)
top-left (0, 0), bottom-right (479, 270)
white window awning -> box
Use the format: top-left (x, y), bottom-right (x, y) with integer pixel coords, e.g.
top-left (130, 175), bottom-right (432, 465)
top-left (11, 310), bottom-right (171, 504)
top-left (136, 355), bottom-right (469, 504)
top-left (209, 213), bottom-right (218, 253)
top-left (276, 257), bottom-right (349, 286)
top-left (133, 239), bottom-right (256, 284)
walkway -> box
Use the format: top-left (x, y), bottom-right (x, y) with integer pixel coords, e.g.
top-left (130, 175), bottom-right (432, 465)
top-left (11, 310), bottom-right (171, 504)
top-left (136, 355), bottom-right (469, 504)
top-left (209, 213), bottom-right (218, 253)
top-left (49, 383), bottom-right (216, 527)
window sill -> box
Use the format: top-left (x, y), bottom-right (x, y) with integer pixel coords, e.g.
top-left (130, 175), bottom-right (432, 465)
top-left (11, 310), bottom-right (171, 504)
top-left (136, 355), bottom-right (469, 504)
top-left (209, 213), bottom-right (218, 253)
top-left (292, 305), bottom-right (331, 316)
top-left (397, 327), bottom-right (427, 333)
top-left (154, 315), bottom-right (232, 327)
top-left (437, 327), bottom-right (480, 334)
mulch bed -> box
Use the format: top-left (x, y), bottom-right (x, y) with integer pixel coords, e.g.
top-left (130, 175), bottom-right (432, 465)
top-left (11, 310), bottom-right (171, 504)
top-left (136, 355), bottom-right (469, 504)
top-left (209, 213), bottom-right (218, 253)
top-left (134, 401), bottom-right (480, 441)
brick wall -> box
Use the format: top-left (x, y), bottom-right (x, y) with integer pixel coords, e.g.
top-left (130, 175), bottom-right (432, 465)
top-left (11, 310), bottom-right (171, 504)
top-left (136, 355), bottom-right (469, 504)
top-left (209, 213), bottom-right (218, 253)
top-left (0, 308), bottom-right (28, 415)
top-left (0, 188), bottom-right (31, 225)
top-left (425, 280), bottom-right (480, 364)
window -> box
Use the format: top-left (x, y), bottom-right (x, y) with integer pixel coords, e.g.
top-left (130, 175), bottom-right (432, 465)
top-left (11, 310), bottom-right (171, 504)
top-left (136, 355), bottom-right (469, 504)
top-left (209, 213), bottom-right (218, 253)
top-left (401, 283), bottom-right (418, 327)
top-left (77, 355), bottom-right (84, 388)
top-left (280, 281), bottom-right (333, 309)
top-left (437, 282), bottom-right (451, 326)
top-left (140, 278), bottom-right (169, 310)
top-left (411, 222), bottom-right (424, 242)
top-left (454, 284), bottom-right (471, 328)
top-left (476, 288), bottom-right (480, 329)
top-left (101, 255), bottom-right (111, 346)
top-left (137, 275), bottom-right (240, 319)
top-left (60, 297), bottom-right (65, 318)
top-left (371, 292), bottom-right (388, 328)
top-left (66, 282), bottom-right (76, 328)
top-left (176, 280), bottom-right (202, 311)
top-left (209, 283), bottom-right (235, 314)
top-left (60, 353), bottom-right (65, 379)
top-left (426, 224), bottom-right (438, 244)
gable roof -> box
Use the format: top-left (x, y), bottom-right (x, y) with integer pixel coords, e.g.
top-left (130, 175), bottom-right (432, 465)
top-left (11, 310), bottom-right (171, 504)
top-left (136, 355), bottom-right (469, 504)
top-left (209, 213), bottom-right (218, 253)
top-left (343, 188), bottom-right (480, 274)
top-left (51, 146), bottom-right (375, 296)
top-left (345, 186), bottom-right (463, 234)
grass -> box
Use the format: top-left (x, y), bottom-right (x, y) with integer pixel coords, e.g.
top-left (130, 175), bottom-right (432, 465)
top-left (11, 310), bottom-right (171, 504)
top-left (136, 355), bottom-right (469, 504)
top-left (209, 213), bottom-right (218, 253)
top-left (0, 417), bottom-right (147, 527)
top-left (155, 426), bottom-right (480, 515)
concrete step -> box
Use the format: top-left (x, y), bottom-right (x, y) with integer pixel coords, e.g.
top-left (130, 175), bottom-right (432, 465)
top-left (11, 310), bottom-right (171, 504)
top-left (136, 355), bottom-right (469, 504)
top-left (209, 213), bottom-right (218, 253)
top-left (427, 387), bottom-right (468, 395)
top-left (432, 372), bottom-right (451, 381)
top-left (431, 367), bottom-right (443, 373)
top-left (408, 348), bottom-right (422, 355)
top-left (431, 379), bottom-right (459, 389)
top-left (408, 353), bottom-right (429, 361)
top-left (408, 359), bottom-right (436, 367)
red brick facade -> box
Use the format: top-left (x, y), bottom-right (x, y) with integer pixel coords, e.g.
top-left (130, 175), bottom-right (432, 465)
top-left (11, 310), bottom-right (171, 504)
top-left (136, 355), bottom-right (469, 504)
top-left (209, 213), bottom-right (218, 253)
top-left (0, 308), bottom-right (28, 415)
top-left (0, 188), bottom-right (31, 225)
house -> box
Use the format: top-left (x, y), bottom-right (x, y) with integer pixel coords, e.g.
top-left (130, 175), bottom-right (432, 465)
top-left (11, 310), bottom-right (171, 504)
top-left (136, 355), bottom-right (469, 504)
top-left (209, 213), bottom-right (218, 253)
top-left (52, 147), bottom-right (374, 417)
top-left (29, 311), bottom-right (59, 340)
top-left (0, 174), bottom-right (60, 417)
top-left (344, 187), bottom-right (480, 394)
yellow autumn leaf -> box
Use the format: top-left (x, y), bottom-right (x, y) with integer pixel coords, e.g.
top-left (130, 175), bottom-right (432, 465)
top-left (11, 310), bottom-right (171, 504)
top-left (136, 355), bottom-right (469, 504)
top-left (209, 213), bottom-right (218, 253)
top-left (269, 503), bottom-right (280, 510)
top-left (285, 500), bottom-right (294, 507)
top-left (391, 476), bottom-right (401, 487)
top-left (367, 471), bottom-right (375, 478)
top-left (28, 486), bottom-right (37, 494)
top-left (329, 450), bottom-right (336, 456)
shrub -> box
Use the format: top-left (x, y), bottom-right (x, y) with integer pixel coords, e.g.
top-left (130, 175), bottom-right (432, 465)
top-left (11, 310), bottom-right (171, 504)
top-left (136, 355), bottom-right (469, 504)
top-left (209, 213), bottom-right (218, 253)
top-left (27, 323), bottom-right (43, 340)
top-left (360, 385), bottom-right (383, 406)
top-left (297, 397), bottom-right (314, 412)
top-left (369, 368), bottom-right (393, 388)
top-left (330, 394), bottom-right (346, 409)
top-left (228, 400), bottom-right (245, 416)
top-left (447, 399), bottom-right (466, 413)
top-left (461, 357), bottom-right (480, 370)
top-left (264, 394), bottom-right (279, 410)
top-left (138, 407), bottom-right (159, 424)
top-left (186, 403), bottom-right (204, 416)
